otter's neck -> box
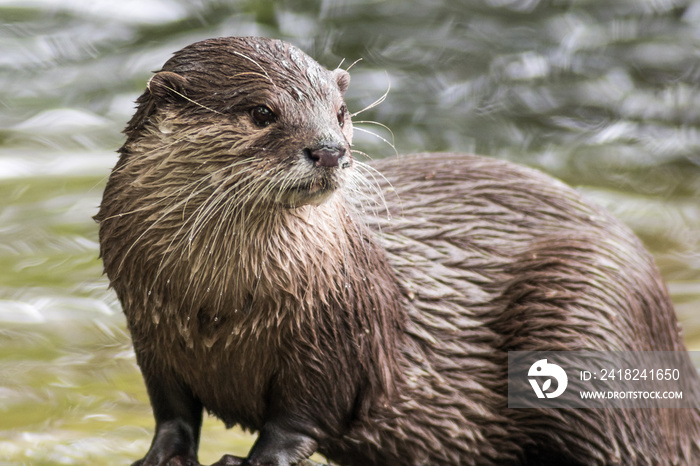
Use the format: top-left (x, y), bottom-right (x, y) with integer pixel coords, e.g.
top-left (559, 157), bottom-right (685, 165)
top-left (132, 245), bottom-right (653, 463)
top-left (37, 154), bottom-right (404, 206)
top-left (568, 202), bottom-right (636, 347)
top-left (227, 196), bottom-right (363, 315)
top-left (198, 193), bottom-right (406, 406)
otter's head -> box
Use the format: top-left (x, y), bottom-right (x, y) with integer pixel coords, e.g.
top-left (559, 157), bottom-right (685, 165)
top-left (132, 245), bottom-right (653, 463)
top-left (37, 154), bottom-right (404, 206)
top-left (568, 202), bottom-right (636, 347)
top-left (121, 36), bottom-right (353, 209)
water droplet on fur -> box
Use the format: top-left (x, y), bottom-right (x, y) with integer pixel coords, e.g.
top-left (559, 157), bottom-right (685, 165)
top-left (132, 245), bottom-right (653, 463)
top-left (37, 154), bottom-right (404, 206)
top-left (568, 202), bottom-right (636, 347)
top-left (147, 290), bottom-right (152, 296)
top-left (206, 287), bottom-right (211, 293)
top-left (166, 279), bottom-right (170, 284)
top-left (214, 315), bottom-right (219, 322)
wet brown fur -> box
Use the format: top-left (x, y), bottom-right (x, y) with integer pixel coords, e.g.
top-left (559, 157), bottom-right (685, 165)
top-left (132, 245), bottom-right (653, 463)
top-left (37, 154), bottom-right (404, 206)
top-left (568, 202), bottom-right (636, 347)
top-left (96, 37), bottom-right (700, 465)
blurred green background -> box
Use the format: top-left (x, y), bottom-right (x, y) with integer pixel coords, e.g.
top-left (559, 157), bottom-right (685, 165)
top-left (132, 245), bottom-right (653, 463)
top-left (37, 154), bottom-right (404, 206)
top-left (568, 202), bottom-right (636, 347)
top-left (1, 0), bottom-right (699, 464)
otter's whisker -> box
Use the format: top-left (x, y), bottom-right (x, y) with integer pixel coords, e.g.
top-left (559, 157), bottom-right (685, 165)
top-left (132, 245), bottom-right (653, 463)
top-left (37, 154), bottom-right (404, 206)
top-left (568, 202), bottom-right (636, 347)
top-left (350, 74), bottom-right (390, 117)
top-left (169, 167), bottom-right (258, 266)
top-left (344, 58), bottom-right (363, 72)
top-left (230, 71), bottom-right (275, 82)
top-left (353, 126), bottom-right (398, 157)
top-left (173, 173), bottom-right (262, 309)
top-left (230, 50), bottom-right (275, 86)
top-left (350, 149), bottom-right (374, 160)
top-left (153, 83), bottom-right (223, 116)
top-left (115, 173), bottom-right (220, 276)
top-left (148, 160), bottom-right (258, 285)
top-left (186, 166), bottom-right (258, 240)
top-left (354, 120), bottom-right (396, 148)
top-left (352, 161), bottom-right (396, 221)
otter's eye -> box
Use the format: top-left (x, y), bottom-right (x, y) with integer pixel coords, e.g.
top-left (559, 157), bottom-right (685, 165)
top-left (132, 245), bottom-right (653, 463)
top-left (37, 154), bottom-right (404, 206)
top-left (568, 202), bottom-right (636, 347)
top-left (251, 106), bottom-right (276, 127)
top-left (337, 105), bottom-right (347, 128)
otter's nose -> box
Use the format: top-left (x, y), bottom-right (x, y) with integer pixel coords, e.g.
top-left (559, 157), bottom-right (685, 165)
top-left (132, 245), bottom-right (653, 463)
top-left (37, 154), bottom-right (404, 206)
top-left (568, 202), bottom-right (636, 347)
top-left (306, 144), bottom-right (347, 168)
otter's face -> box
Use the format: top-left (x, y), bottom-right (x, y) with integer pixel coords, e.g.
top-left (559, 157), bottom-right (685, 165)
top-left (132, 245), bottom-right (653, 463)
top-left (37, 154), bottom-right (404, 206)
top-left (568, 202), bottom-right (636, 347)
top-left (121, 36), bottom-right (354, 209)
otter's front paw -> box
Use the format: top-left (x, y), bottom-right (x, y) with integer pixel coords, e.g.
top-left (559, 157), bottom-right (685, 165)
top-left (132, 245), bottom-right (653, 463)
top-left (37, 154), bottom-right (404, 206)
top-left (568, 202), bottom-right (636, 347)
top-left (133, 417), bottom-right (201, 466)
top-left (235, 459), bottom-right (326, 466)
top-left (132, 455), bottom-right (199, 466)
top-left (210, 454), bottom-right (245, 466)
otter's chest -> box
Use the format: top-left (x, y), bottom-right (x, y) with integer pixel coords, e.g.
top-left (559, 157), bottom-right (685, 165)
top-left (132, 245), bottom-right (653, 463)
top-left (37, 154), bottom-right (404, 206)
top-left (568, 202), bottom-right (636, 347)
top-left (140, 306), bottom-right (288, 430)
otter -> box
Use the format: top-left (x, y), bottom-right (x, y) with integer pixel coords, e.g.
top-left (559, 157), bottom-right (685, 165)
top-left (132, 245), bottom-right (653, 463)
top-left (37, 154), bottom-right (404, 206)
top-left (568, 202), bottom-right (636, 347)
top-left (96, 37), bottom-right (700, 466)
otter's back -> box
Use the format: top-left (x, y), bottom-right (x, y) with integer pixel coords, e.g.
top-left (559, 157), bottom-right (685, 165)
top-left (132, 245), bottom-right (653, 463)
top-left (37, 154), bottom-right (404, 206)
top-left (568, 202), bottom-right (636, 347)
top-left (334, 153), bottom-right (700, 465)
top-left (362, 152), bottom-right (682, 353)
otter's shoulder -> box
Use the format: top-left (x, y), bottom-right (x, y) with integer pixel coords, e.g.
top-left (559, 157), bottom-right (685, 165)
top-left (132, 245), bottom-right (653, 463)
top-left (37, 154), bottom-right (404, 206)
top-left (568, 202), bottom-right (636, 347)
top-left (364, 152), bottom-right (608, 229)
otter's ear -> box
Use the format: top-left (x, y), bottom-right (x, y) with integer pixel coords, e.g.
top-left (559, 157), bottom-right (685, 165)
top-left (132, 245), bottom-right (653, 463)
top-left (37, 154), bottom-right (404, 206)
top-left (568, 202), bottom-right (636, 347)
top-left (147, 71), bottom-right (189, 103)
top-left (333, 69), bottom-right (350, 96)
top-left (123, 71), bottom-right (189, 138)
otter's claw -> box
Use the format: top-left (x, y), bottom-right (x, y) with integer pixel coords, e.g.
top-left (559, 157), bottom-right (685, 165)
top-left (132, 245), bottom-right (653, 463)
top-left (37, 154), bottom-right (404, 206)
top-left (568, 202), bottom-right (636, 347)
top-left (132, 455), bottom-right (200, 466)
top-left (209, 454), bottom-right (245, 466)
top-left (208, 456), bottom-right (327, 466)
